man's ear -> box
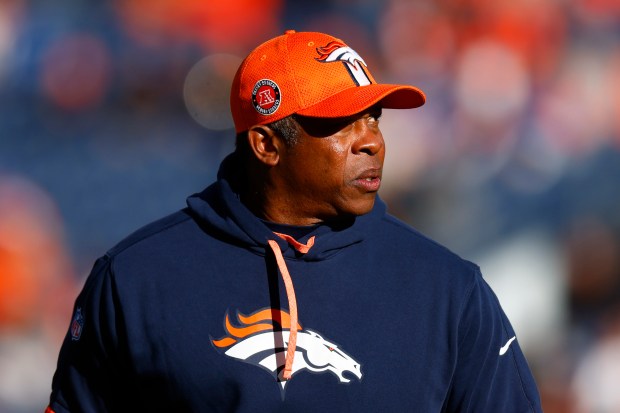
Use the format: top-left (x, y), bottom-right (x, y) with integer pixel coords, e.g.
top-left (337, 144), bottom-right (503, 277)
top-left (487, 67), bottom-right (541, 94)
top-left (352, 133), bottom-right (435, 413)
top-left (247, 125), bottom-right (281, 167)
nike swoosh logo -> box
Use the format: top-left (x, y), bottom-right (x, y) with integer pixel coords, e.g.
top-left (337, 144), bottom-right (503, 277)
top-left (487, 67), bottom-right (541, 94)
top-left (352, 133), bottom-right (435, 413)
top-left (499, 336), bottom-right (516, 356)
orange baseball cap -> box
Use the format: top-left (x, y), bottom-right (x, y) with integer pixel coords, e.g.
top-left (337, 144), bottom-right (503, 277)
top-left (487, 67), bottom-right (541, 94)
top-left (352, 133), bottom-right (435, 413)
top-left (230, 30), bottom-right (426, 133)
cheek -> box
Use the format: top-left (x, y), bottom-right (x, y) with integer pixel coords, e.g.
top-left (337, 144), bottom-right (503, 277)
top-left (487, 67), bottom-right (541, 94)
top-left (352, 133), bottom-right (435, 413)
top-left (312, 144), bottom-right (349, 179)
top-left (326, 138), bottom-right (348, 154)
top-left (326, 141), bottom-right (351, 172)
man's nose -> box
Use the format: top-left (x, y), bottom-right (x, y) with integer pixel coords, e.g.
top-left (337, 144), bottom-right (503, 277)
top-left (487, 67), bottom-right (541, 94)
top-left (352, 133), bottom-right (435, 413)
top-left (352, 121), bottom-right (384, 155)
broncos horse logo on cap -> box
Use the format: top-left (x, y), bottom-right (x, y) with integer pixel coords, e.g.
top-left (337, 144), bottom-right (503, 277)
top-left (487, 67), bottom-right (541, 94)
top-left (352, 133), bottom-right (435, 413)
top-left (212, 308), bottom-right (362, 392)
top-left (315, 41), bottom-right (372, 87)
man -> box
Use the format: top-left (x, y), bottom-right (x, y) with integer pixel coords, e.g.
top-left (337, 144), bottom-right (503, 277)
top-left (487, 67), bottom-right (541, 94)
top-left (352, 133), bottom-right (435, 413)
top-left (46, 30), bottom-right (543, 412)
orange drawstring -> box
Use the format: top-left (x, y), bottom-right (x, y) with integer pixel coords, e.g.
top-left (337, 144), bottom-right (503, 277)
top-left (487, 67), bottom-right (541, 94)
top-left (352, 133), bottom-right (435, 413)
top-left (267, 234), bottom-right (315, 380)
top-left (273, 232), bottom-right (315, 253)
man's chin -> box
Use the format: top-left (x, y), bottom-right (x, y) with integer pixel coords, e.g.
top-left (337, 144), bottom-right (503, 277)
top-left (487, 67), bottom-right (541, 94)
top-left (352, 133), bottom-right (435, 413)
top-left (342, 196), bottom-right (377, 218)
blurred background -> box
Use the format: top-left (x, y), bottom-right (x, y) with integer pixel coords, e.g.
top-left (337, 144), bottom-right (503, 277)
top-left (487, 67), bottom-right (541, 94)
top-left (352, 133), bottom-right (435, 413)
top-left (0, 0), bottom-right (619, 411)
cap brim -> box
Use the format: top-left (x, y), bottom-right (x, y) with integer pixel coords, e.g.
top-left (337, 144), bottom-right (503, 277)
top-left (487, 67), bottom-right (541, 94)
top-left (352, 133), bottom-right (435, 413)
top-left (295, 84), bottom-right (426, 118)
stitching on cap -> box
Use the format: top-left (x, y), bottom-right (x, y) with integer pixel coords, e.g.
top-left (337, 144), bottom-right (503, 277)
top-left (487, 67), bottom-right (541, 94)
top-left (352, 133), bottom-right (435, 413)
top-left (286, 34), bottom-right (305, 109)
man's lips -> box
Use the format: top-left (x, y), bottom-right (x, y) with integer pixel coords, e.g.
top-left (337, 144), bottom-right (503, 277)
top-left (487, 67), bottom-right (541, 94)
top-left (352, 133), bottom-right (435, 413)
top-left (354, 169), bottom-right (382, 192)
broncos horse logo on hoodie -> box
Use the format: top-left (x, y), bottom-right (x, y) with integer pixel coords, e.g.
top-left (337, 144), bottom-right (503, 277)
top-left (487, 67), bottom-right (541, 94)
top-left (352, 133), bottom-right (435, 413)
top-left (212, 308), bottom-right (362, 391)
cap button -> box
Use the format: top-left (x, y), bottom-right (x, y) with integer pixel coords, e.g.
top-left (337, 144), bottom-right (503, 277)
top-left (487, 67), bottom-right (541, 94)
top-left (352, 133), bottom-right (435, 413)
top-left (284, 29), bottom-right (296, 35)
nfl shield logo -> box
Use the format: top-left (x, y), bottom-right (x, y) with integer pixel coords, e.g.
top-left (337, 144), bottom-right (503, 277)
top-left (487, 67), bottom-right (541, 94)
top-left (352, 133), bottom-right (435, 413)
top-left (71, 307), bottom-right (84, 341)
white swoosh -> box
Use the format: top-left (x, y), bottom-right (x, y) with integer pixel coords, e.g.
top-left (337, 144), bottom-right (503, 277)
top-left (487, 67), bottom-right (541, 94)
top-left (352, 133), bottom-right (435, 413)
top-left (499, 336), bottom-right (516, 356)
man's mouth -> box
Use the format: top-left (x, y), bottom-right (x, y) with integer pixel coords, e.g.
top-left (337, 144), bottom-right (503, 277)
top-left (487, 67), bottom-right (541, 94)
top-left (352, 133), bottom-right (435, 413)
top-left (354, 170), bottom-right (382, 191)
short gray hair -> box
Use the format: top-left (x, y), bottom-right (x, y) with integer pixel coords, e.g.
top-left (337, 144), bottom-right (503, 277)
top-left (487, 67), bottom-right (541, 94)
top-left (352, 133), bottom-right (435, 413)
top-left (234, 115), bottom-right (301, 155)
top-left (268, 115), bottom-right (301, 147)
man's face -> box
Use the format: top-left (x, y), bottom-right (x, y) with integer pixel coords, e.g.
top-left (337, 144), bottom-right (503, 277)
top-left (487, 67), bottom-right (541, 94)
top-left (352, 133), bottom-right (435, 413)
top-left (275, 107), bottom-right (385, 223)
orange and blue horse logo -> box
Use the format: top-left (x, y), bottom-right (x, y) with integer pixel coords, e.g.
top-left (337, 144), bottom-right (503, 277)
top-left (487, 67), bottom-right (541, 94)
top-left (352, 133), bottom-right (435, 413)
top-left (315, 40), bottom-right (372, 86)
top-left (212, 308), bottom-right (362, 390)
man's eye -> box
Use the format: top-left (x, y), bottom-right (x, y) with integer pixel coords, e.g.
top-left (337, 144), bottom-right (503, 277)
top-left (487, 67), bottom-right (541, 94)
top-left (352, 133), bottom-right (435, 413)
top-left (368, 113), bottom-right (381, 123)
top-left (367, 108), bottom-right (382, 122)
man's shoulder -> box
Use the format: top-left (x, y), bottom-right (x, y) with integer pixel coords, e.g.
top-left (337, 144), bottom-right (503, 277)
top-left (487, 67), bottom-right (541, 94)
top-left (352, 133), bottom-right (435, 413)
top-left (379, 213), bottom-right (451, 250)
top-left (105, 208), bottom-right (195, 259)
top-left (378, 212), bottom-right (479, 274)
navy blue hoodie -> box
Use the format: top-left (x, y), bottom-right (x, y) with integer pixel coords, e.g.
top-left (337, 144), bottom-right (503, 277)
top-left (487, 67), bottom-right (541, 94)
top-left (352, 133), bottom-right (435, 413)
top-left (48, 155), bottom-right (543, 412)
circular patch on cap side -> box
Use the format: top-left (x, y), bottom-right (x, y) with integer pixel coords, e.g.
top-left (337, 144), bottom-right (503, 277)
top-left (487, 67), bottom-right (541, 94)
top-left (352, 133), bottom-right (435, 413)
top-left (251, 79), bottom-right (281, 115)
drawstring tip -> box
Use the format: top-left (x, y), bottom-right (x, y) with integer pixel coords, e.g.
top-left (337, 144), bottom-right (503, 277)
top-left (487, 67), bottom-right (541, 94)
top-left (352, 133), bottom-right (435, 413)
top-left (282, 369), bottom-right (293, 380)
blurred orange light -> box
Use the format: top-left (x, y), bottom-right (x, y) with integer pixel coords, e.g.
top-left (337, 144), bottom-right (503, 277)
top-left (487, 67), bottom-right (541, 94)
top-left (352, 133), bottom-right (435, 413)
top-left (40, 33), bottom-right (111, 111)
top-left (114, 0), bottom-right (283, 52)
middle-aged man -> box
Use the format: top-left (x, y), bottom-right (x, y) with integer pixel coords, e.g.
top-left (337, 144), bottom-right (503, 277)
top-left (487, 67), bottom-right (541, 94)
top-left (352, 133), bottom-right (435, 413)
top-left (46, 30), bottom-right (543, 412)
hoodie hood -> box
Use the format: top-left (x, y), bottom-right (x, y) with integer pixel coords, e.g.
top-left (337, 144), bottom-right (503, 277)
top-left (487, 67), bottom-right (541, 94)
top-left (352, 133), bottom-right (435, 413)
top-left (186, 152), bottom-right (387, 261)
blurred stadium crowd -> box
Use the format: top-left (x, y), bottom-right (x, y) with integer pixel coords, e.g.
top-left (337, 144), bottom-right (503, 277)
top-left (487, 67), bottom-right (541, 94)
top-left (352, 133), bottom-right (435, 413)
top-left (0, 0), bottom-right (619, 411)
